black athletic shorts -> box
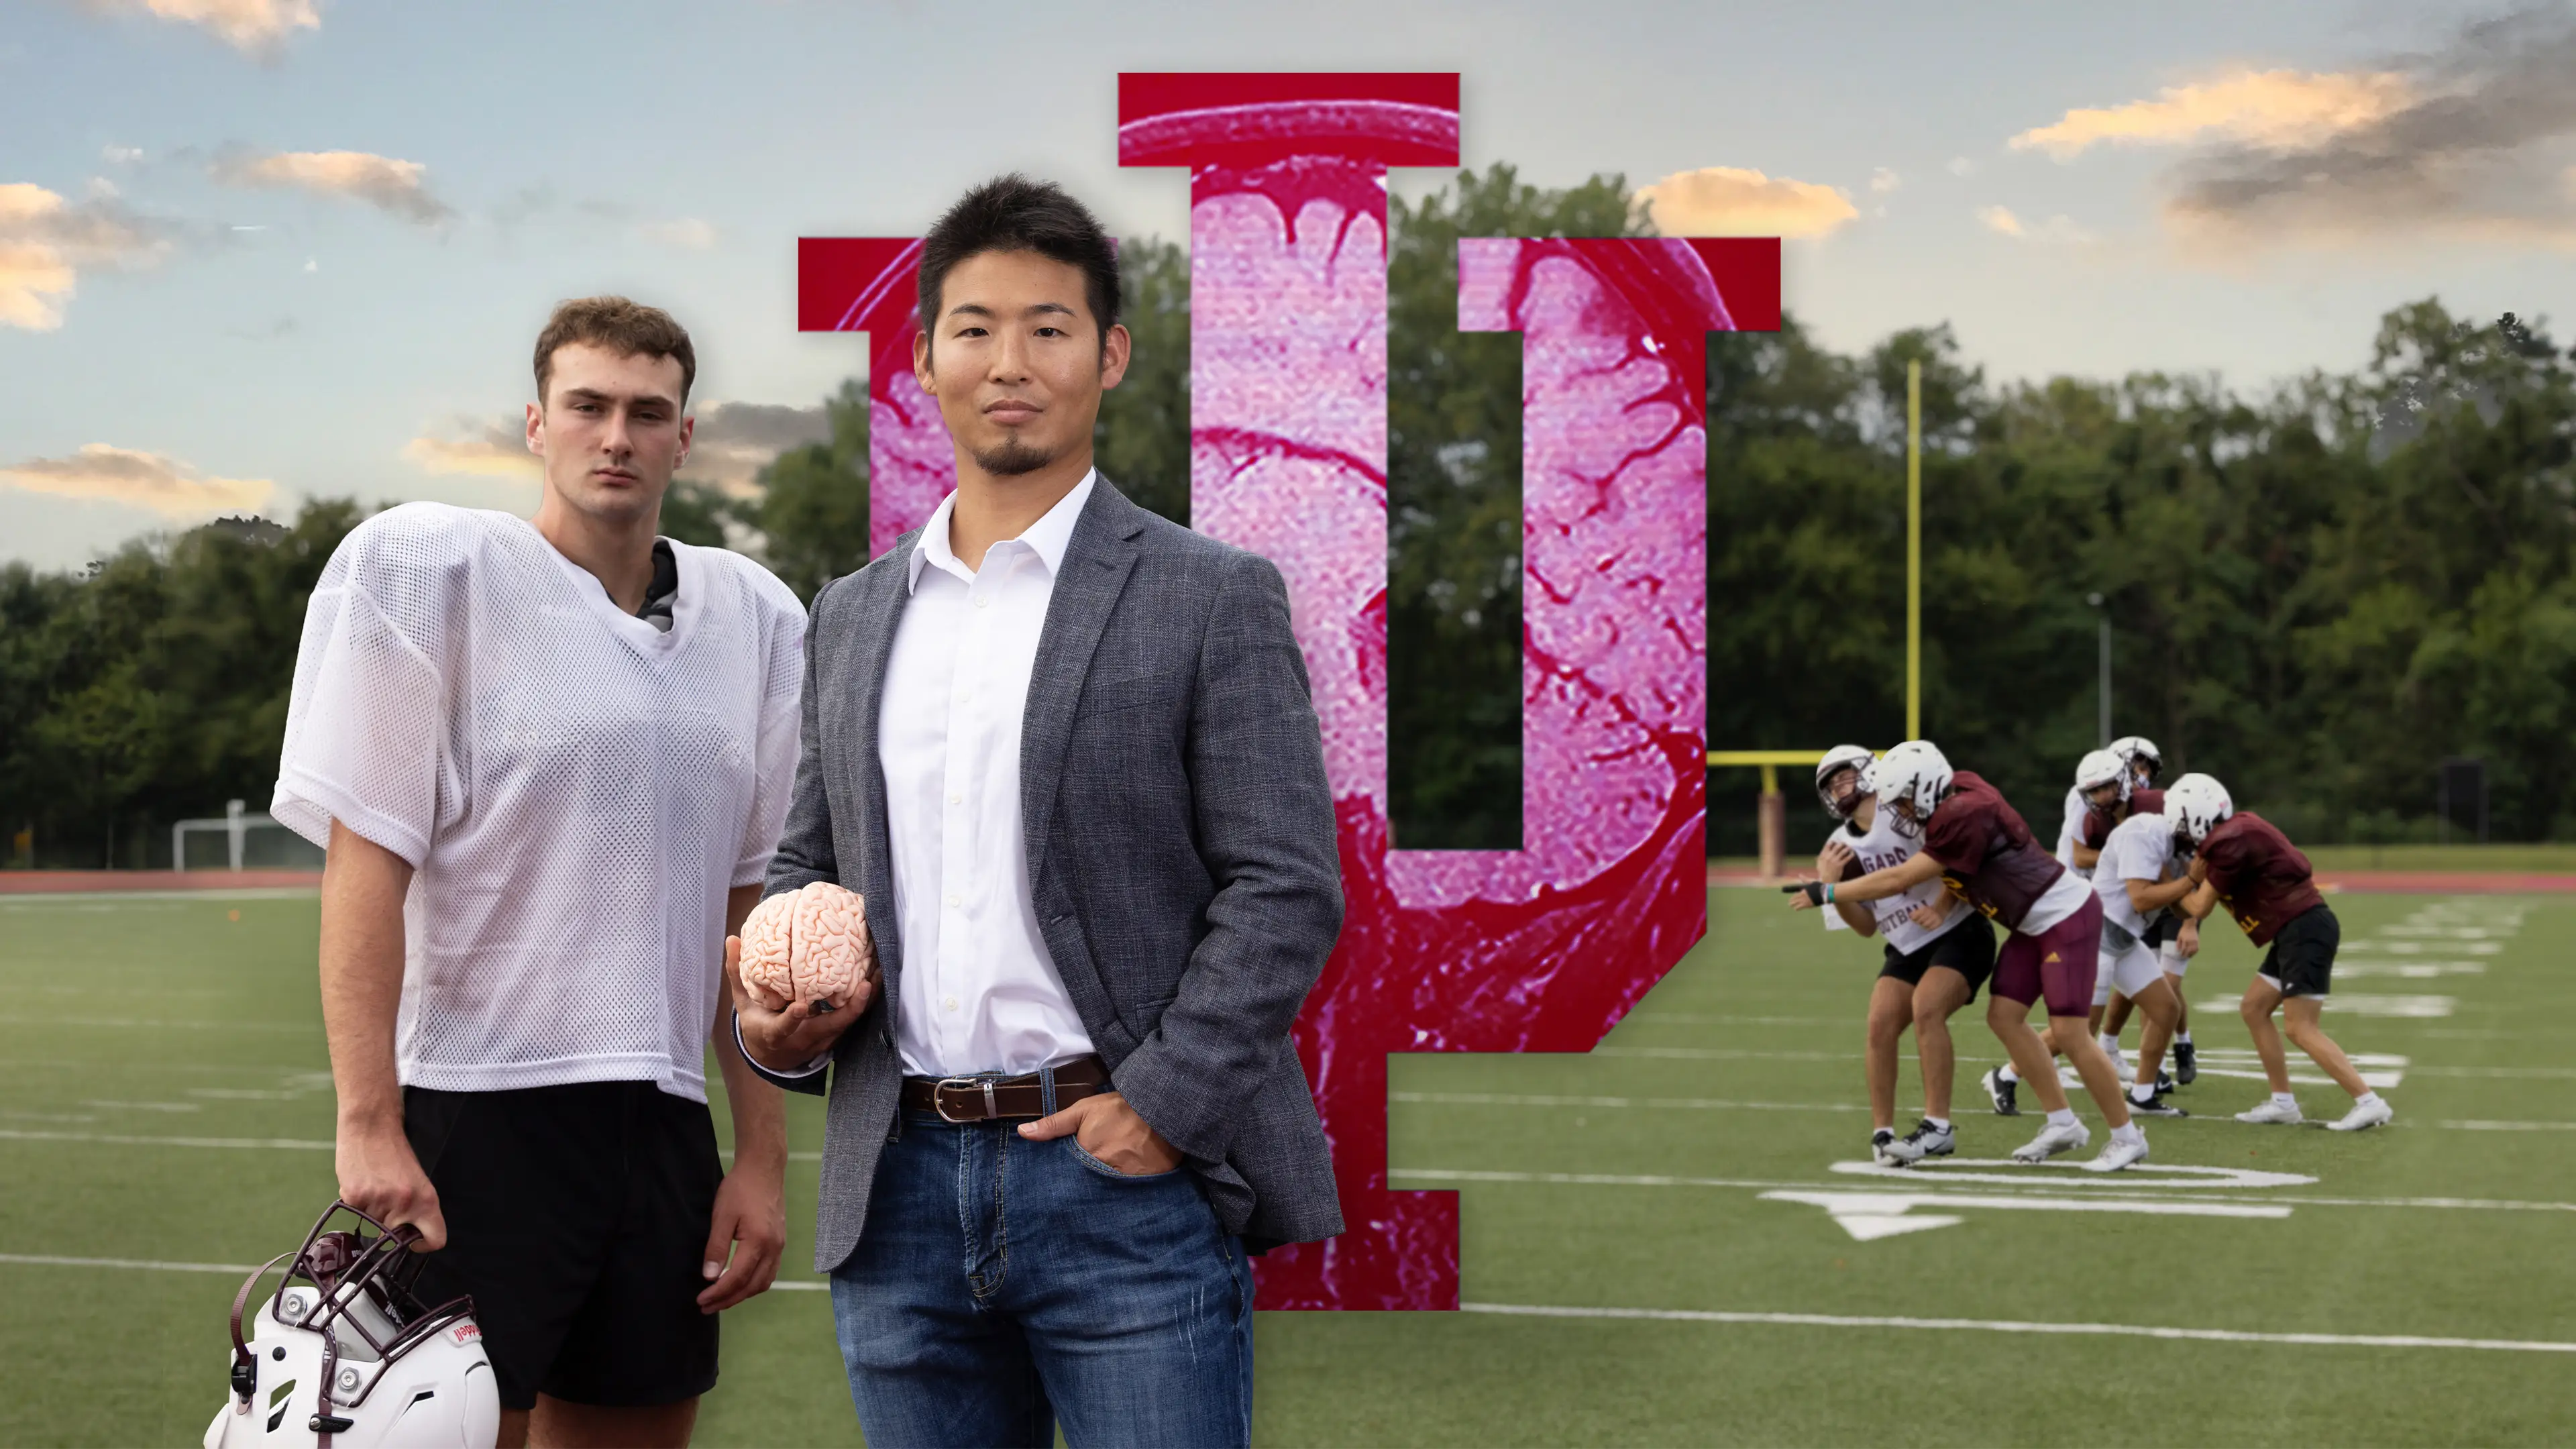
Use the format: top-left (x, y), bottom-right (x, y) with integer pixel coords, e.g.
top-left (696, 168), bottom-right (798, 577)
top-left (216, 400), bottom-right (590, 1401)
top-left (2142, 912), bottom-right (2180, 950)
top-left (2257, 904), bottom-right (2339, 1000)
top-left (402, 1080), bottom-right (722, 1411)
top-left (1879, 912), bottom-right (1998, 1002)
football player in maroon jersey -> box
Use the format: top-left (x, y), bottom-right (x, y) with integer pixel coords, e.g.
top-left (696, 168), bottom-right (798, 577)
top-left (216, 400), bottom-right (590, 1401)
top-left (2167, 774), bottom-right (2394, 1130)
top-left (1820, 741), bottom-right (2149, 1170)
top-left (2080, 739), bottom-right (2196, 1083)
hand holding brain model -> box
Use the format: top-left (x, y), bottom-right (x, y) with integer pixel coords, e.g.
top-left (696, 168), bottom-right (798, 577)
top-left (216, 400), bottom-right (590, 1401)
top-left (735, 881), bottom-right (873, 1014)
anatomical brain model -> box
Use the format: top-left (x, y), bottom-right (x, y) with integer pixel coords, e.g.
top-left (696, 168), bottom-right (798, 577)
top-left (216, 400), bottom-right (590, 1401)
top-left (737, 881), bottom-right (872, 1012)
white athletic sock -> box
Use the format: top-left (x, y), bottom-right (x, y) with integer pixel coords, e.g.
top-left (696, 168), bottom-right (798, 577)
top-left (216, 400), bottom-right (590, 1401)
top-left (2177, 1030), bottom-right (2194, 1045)
top-left (2045, 1108), bottom-right (2078, 1128)
top-left (2113, 1121), bottom-right (2145, 1143)
top-left (1924, 1116), bottom-right (1951, 1132)
top-left (2355, 1091), bottom-right (2383, 1108)
top-left (1998, 1064), bottom-right (2020, 1083)
top-left (2098, 1032), bottom-right (2119, 1057)
top-left (2273, 1091), bottom-right (2298, 1108)
top-left (2129, 1082), bottom-right (2156, 1104)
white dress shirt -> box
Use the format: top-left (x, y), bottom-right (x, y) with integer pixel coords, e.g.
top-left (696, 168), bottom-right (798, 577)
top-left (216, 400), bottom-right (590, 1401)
top-left (877, 474), bottom-right (1099, 1077)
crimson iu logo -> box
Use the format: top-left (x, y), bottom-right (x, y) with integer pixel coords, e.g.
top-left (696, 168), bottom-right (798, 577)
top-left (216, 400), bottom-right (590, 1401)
top-left (800, 72), bottom-right (1782, 1310)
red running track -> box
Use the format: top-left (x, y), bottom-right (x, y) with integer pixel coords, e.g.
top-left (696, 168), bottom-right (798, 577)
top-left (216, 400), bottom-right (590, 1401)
top-left (0, 870), bottom-right (323, 894)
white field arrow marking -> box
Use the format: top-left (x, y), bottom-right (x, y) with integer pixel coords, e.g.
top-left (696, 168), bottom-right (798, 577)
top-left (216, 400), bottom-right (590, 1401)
top-left (1763, 1190), bottom-right (2292, 1242)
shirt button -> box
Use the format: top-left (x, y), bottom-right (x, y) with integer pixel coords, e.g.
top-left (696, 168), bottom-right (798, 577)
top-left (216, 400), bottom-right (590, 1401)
top-left (949, 793), bottom-right (963, 805)
top-left (974, 594), bottom-right (990, 609)
top-left (943, 997), bottom-right (959, 1013)
top-left (946, 894), bottom-right (961, 908)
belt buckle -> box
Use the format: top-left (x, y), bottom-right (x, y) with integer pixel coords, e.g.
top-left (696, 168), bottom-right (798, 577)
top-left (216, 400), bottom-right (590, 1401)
top-left (933, 1076), bottom-right (992, 1124)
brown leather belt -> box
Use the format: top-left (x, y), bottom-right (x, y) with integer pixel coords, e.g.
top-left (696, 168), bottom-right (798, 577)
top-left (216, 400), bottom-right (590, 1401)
top-left (899, 1056), bottom-right (1111, 1123)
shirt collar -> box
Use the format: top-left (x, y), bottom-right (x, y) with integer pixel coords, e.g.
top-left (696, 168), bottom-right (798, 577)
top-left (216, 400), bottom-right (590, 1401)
top-left (907, 470), bottom-right (1097, 594)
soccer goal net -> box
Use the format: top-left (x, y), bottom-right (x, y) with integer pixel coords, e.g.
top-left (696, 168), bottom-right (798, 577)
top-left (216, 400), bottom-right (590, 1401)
top-left (172, 799), bottom-right (325, 871)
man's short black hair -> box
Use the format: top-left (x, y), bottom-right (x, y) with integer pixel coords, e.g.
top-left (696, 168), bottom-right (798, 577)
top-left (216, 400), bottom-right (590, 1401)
top-left (918, 174), bottom-right (1121, 347)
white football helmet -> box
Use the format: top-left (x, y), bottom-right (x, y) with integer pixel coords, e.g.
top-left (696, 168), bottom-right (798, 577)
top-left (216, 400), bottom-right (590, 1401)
top-left (1814, 744), bottom-right (1877, 820)
top-left (2108, 735), bottom-right (2163, 784)
top-left (2165, 772), bottom-right (2233, 851)
top-left (1866, 740), bottom-right (1952, 839)
top-left (206, 1202), bottom-right (497, 1449)
top-left (2074, 748), bottom-right (2130, 807)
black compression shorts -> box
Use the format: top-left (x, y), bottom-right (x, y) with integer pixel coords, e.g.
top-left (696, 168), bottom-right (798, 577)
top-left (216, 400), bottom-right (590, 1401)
top-left (1880, 912), bottom-right (1998, 1002)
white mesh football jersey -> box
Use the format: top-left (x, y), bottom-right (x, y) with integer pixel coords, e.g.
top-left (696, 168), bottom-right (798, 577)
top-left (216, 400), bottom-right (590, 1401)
top-left (2094, 810), bottom-right (2178, 936)
top-left (1831, 806), bottom-right (1964, 956)
top-left (2053, 785), bottom-right (2092, 877)
top-left (273, 503), bottom-right (806, 1101)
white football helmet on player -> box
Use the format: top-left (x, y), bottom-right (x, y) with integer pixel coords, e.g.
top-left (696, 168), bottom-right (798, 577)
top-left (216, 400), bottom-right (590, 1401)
top-left (2108, 735), bottom-right (2163, 785)
top-left (2165, 772), bottom-right (2233, 851)
top-left (206, 1202), bottom-right (497, 1449)
top-left (1814, 744), bottom-right (1877, 820)
top-left (2074, 748), bottom-right (2130, 809)
top-left (1866, 740), bottom-right (1952, 838)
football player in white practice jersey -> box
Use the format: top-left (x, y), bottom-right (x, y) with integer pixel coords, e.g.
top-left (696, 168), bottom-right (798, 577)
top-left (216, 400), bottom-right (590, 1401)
top-left (1791, 745), bottom-right (1997, 1167)
top-left (274, 298), bottom-right (808, 1448)
top-left (2092, 807), bottom-right (2192, 1116)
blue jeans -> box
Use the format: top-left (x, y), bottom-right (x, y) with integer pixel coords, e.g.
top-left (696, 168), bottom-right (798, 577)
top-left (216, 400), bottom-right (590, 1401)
top-left (828, 1108), bottom-right (1255, 1449)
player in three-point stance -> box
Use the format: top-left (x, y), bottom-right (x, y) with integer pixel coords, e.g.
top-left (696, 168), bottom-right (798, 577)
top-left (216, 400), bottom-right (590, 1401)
top-left (2165, 773), bottom-right (2394, 1130)
top-left (1823, 741), bottom-right (2149, 1171)
top-left (1789, 746), bottom-right (1997, 1167)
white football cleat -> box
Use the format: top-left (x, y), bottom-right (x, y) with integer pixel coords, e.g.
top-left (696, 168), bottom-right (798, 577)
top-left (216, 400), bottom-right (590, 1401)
top-left (2086, 1132), bottom-right (2150, 1173)
top-left (2011, 1118), bottom-right (2091, 1163)
top-left (2328, 1097), bottom-right (2394, 1132)
top-left (2235, 1098), bottom-right (2304, 1125)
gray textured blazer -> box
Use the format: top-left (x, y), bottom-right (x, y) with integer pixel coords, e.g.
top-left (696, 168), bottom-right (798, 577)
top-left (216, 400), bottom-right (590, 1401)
top-left (748, 477), bottom-right (1346, 1272)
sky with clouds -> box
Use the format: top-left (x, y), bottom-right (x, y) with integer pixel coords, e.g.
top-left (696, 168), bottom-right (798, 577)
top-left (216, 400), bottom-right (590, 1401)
top-left (5, 0), bottom-right (2573, 570)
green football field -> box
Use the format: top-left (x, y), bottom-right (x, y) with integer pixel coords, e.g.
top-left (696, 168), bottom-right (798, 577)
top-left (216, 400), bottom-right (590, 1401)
top-left (4, 884), bottom-right (2571, 1446)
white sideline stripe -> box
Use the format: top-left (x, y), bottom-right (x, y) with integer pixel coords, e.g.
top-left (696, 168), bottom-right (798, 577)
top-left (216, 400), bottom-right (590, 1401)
top-left (1390, 1167), bottom-right (2576, 1214)
top-left (1392, 1091), bottom-right (1862, 1114)
top-left (0, 1251), bottom-right (837, 1293)
top-left (1457, 1301), bottom-right (2576, 1354)
top-left (2445, 1120), bottom-right (2576, 1132)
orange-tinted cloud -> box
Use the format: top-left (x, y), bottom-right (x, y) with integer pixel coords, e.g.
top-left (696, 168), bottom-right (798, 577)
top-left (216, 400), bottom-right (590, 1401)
top-left (86, 0), bottom-right (319, 52)
top-left (213, 150), bottom-right (452, 224)
top-left (1, 444), bottom-right (274, 517)
top-left (1634, 167), bottom-right (1860, 239)
top-left (2012, 69), bottom-right (2412, 161)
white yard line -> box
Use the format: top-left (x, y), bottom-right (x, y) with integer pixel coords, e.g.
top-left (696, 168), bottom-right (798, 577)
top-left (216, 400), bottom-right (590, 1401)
top-left (1392, 1091), bottom-right (1863, 1114)
top-left (0, 1128), bottom-right (330, 1150)
top-left (0, 1250), bottom-right (837, 1292)
top-left (1390, 1167), bottom-right (2576, 1214)
top-left (0, 1252), bottom-right (261, 1275)
top-left (1458, 1302), bottom-right (2576, 1354)
top-left (2443, 1120), bottom-right (2576, 1132)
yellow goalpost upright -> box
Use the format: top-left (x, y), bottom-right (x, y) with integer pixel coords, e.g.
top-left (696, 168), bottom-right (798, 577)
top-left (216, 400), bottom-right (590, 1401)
top-left (1707, 361), bottom-right (1923, 878)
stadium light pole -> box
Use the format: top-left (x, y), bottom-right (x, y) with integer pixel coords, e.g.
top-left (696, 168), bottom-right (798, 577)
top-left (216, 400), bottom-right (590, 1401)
top-left (1907, 360), bottom-right (1921, 740)
top-left (2087, 592), bottom-right (2110, 747)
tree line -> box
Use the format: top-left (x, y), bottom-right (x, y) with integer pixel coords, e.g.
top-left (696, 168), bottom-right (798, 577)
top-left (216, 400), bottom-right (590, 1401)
top-left (4, 164), bottom-right (2569, 867)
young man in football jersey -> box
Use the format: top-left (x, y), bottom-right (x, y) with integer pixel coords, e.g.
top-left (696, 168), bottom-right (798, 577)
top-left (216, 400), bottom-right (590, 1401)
top-left (276, 298), bottom-right (808, 1447)
top-left (1992, 750), bottom-right (2145, 1110)
top-left (1823, 741), bottom-right (2148, 1170)
top-left (1790, 745), bottom-right (1997, 1166)
top-left (2088, 796), bottom-right (2192, 1118)
top-left (2078, 737), bottom-right (2196, 1083)
top-left (2166, 774), bottom-right (2394, 1131)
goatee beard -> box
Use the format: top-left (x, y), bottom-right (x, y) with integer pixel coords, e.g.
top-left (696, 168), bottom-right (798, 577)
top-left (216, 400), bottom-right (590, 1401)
top-left (971, 437), bottom-right (1057, 477)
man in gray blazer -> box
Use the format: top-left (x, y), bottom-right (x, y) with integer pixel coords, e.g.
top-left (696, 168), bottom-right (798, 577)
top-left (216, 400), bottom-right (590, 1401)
top-left (731, 175), bottom-right (1344, 1449)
